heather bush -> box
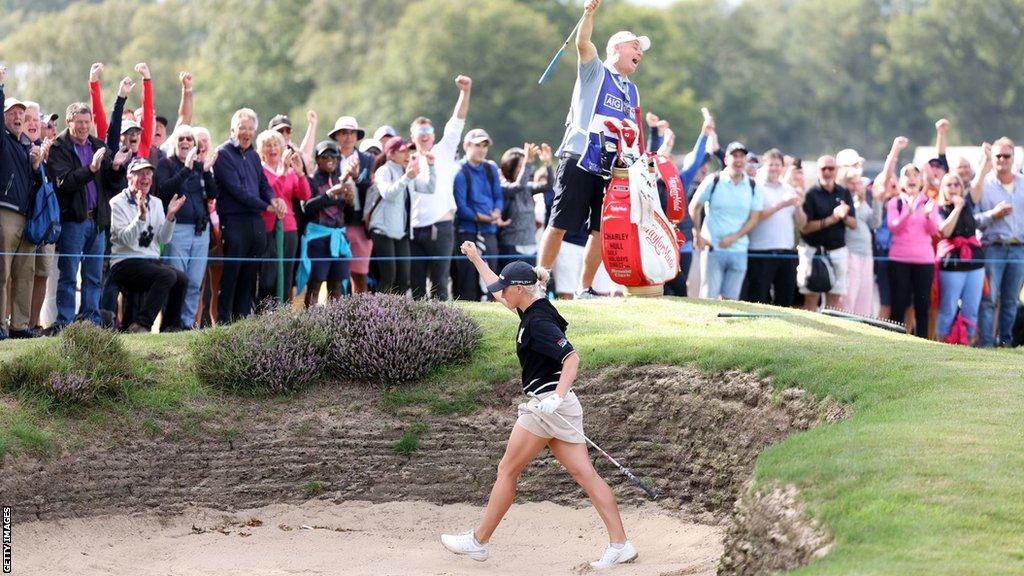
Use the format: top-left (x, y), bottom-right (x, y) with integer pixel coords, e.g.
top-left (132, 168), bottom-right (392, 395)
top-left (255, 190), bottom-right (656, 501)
top-left (191, 307), bottom-right (326, 395)
top-left (308, 293), bottom-right (480, 385)
top-left (0, 322), bottom-right (135, 403)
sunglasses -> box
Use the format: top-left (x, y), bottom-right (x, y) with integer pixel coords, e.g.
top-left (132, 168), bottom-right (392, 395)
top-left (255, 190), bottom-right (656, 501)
top-left (415, 126), bottom-right (435, 136)
top-left (179, 135), bottom-right (194, 142)
top-left (995, 154), bottom-right (1013, 160)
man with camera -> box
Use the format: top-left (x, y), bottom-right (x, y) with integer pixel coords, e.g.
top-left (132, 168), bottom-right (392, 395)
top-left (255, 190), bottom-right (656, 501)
top-left (108, 158), bottom-right (187, 333)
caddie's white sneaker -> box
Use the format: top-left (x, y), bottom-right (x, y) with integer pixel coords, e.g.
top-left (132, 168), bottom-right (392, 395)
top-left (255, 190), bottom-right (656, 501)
top-left (441, 530), bottom-right (489, 561)
top-left (589, 541), bottom-right (638, 569)
top-left (574, 287), bottom-right (600, 300)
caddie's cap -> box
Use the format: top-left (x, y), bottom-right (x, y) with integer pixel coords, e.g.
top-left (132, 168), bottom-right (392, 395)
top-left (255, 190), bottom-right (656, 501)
top-left (464, 128), bottom-right (491, 145)
top-left (606, 31), bottom-right (651, 55)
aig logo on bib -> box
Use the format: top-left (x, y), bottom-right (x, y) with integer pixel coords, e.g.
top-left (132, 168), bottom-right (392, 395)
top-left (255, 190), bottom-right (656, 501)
top-left (602, 94), bottom-right (624, 112)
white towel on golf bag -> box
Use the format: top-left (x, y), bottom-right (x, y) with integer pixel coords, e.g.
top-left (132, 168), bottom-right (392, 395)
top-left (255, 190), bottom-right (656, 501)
top-left (627, 159), bottom-right (679, 284)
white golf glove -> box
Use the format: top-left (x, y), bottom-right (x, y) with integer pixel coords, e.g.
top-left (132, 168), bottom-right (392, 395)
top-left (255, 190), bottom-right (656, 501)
top-left (535, 393), bottom-right (563, 414)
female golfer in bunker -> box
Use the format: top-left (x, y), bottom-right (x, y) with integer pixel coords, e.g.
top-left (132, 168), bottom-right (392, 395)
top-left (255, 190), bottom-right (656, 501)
top-left (440, 241), bottom-right (637, 569)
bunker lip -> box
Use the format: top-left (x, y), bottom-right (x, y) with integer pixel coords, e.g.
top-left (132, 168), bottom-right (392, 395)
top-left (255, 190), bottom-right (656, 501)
top-left (1, 364), bottom-right (844, 574)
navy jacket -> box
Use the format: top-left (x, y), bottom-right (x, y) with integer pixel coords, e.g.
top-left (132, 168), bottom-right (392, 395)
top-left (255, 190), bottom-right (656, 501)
top-left (0, 85), bottom-right (42, 216)
top-left (156, 155), bottom-right (219, 225)
top-left (213, 139), bottom-right (274, 218)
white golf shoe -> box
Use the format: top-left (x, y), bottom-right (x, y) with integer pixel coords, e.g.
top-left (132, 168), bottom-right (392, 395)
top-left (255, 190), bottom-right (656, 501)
top-left (441, 530), bottom-right (489, 561)
top-left (589, 541), bottom-right (638, 569)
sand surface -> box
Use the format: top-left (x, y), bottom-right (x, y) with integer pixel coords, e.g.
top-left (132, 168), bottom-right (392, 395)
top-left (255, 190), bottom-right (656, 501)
top-left (15, 500), bottom-right (722, 575)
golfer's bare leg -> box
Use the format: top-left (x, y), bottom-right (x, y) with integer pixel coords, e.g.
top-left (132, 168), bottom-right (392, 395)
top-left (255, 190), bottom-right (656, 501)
top-left (538, 226), bottom-right (567, 270)
top-left (475, 424), bottom-right (550, 543)
top-left (578, 231), bottom-right (603, 291)
top-left (548, 438), bottom-right (627, 543)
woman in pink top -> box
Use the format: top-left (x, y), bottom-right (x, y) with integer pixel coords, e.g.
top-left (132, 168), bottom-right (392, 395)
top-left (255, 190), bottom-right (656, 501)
top-left (883, 164), bottom-right (939, 337)
top-left (255, 129), bottom-right (311, 306)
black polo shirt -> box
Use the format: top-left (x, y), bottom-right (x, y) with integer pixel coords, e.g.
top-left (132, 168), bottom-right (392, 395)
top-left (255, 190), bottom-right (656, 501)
top-left (801, 183), bottom-right (855, 250)
top-left (516, 299), bottom-right (575, 396)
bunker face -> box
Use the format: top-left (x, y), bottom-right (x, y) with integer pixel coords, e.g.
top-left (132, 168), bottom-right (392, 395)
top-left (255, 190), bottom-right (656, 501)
top-left (2, 365), bottom-right (842, 575)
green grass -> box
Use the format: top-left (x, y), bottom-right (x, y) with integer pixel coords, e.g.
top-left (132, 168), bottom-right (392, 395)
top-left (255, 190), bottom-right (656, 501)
top-left (1, 299), bottom-right (1022, 573)
top-left (391, 422), bottom-right (428, 456)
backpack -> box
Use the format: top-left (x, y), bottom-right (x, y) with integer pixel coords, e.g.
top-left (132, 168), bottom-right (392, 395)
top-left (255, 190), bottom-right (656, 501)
top-left (25, 163), bottom-right (61, 245)
top-left (707, 172), bottom-right (756, 202)
top-left (805, 246), bottom-right (835, 293)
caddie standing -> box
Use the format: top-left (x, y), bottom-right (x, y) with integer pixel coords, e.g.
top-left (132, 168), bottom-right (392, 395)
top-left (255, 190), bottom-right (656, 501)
top-left (537, 0), bottom-right (650, 299)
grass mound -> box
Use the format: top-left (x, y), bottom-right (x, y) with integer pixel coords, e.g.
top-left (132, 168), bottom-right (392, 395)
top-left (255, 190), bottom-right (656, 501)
top-left (0, 322), bottom-right (135, 404)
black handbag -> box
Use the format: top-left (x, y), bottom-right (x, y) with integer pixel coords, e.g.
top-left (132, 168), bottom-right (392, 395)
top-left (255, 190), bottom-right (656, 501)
top-left (806, 246), bottom-right (836, 293)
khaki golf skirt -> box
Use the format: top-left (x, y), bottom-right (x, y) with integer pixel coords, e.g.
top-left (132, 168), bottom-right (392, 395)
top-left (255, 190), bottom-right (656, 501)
top-left (516, 390), bottom-right (585, 444)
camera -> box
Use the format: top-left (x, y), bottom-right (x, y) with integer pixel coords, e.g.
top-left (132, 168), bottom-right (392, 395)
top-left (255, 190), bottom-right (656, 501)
top-left (138, 225), bottom-right (155, 248)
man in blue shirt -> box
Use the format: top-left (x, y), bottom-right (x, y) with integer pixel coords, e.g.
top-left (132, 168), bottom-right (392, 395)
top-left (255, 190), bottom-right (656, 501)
top-left (974, 137), bottom-right (1024, 347)
top-left (689, 142), bottom-right (763, 300)
top-left (452, 128), bottom-right (504, 301)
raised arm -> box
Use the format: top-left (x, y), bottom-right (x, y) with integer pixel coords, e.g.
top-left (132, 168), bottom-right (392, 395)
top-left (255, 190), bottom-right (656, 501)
top-left (177, 72), bottom-right (193, 128)
top-left (460, 241), bottom-right (508, 307)
top-left (577, 0), bottom-right (600, 64)
top-left (935, 118), bottom-right (949, 169)
top-left (135, 63), bottom-right (154, 158)
top-left (299, 110), bottom-right (317, 169)
top-left (970, 142), bottom-right (992, 205)
top-left (874, 136), bottom-right (908, 196)
top-left (453, 75), bottom-right (472, 120)
top-left (89, 63), bottom-right (108, 140)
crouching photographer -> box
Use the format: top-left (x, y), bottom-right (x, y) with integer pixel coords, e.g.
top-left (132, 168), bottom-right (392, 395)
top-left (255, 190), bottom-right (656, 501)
top-left (109, 158), bottom-right (188, 333)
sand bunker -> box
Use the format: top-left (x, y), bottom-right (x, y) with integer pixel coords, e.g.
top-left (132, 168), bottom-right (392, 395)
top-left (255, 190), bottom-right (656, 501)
top-left (15, 499), bottom-right (722, 576)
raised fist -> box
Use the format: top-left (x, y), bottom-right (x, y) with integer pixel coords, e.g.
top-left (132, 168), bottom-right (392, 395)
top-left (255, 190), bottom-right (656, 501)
top-left (179, 71), bottom-right (192, 90)
top-left (134, 62), bottom-right (151, 80)
top-left (892, 136), bottom-right (909, 151)
top-left (935, 118), bottom-right (950, 133)
top-left (89, 62), bottom-right (104, 82)
top-left (455, 75), bottom-right (472, 91)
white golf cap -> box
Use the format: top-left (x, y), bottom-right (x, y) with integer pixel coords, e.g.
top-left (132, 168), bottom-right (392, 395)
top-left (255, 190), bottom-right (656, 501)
top-left (606, 31), bottom-right (651, 55)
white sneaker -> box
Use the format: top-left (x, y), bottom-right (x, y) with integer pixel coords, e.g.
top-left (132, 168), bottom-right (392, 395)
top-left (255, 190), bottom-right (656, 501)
top-left (441, 530), bottom-right (489, 562)
top-left (574, 287), bottom-right (600, 300)
top-left (589, 541), bottom-right (638, 569)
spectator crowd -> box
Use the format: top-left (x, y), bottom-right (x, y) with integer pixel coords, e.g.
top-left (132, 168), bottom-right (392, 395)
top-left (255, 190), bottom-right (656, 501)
top-left (2, 62), bottom-right (1023, 347)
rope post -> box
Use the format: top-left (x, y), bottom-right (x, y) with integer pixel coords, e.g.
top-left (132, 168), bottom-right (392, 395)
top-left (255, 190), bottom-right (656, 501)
top-left (275, 219), bottom-right (285, 304)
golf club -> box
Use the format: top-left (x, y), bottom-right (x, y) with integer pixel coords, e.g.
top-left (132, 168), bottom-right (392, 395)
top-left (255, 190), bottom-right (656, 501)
top-left (537, 15), bottom-right (586, 85)
top-left (528, 394), bottom-right (658, 501)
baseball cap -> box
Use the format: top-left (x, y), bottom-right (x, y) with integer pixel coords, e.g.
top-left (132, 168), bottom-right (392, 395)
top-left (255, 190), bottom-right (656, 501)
top-left (606, 31), bottom-right (651, 55)
top-left (127, 157), bottom-right (155, 174)
top-left (725, 141), bottom-right (748, 155)
top-left (359, 138), bottom-right (383, 154)
top-left (373, 125), bottom-right (397, 141)
top-left (314, 140), bottom-right (340, 157)
top-left (384, 137), bottom-right (414, 155)
top-left (120, 120), bottom-right (142, 134)
top-left (746, 152), bottom-right (760, 166)
top-left (3, 98), bottom-right (26, 113)
top-left (485, 261), bottom-right (537, 293)
top-left (836, 148), bottom-right (865, 167)
top-left (40, 112), bottom-right (59, 123)
top-left (464, 128), bottom-right (491, 145)
top-left (328, 116), bottom-right (365, 140)
top-left (268, 114), bottom-right (292, 132)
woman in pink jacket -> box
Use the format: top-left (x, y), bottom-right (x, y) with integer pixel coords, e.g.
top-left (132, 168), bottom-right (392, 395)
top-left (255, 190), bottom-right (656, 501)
top-left (256, 129), bottom-right (311, 305)
top-left (883, 164), bottom-right (940, 337)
